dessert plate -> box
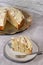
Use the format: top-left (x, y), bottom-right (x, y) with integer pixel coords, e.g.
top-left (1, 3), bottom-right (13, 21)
top-left (0, 2), bottom-right (32, 35)
top-left (4, 39), bottom-right (39, 63)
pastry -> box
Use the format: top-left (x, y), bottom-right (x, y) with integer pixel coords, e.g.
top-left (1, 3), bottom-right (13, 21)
top-left (7, 8), bottom-right (25, 29)
top-left (11, 36), bottom-right (32, 54)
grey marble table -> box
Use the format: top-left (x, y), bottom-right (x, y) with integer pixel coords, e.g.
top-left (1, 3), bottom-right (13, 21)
top-left (0, 0), bottom-right (43, 65)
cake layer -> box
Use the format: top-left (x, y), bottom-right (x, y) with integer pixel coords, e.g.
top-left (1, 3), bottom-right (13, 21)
top-left (11, 36), bottom-right (32, 54)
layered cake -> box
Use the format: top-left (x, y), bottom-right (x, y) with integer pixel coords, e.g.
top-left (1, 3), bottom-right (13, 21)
top-left (11, 36), bottom-right (32, 54)
top-left (7, 8), bottom-right (25, 29)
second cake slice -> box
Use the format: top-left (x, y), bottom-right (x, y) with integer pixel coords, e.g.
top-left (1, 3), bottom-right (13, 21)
top-left (11, 36), bottom-right (32, 54)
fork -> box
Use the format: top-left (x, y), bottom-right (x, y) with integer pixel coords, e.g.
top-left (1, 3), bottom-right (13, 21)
top-left (15, 51), bottom-right (43, 58)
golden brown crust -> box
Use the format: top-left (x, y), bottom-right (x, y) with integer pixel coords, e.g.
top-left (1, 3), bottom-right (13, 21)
top-left (17, 19), bottom-right (25, 29)
top-left (0, 26), bottom-right (4, 30)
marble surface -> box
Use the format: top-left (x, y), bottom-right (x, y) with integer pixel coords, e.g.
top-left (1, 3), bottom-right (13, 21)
top-left (0, 0), bottom-right (43, 15)
top-left (0, 0), bottom-right (43, 65)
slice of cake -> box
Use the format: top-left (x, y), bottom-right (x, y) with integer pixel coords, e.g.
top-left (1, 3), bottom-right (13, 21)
top-left (0, 8), bottom-right (7, 30)
top-left (11, 36), bottom-right (32, 54)
top-left (7, 8), bottom-right (25, 29)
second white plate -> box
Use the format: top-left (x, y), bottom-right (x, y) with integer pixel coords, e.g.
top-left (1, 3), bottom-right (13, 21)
top-left (4, 39), bottom-right (39, 63)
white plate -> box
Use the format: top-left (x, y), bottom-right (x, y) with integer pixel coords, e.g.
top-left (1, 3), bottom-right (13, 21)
top-left (4, 39), bottom-right (39, 63)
